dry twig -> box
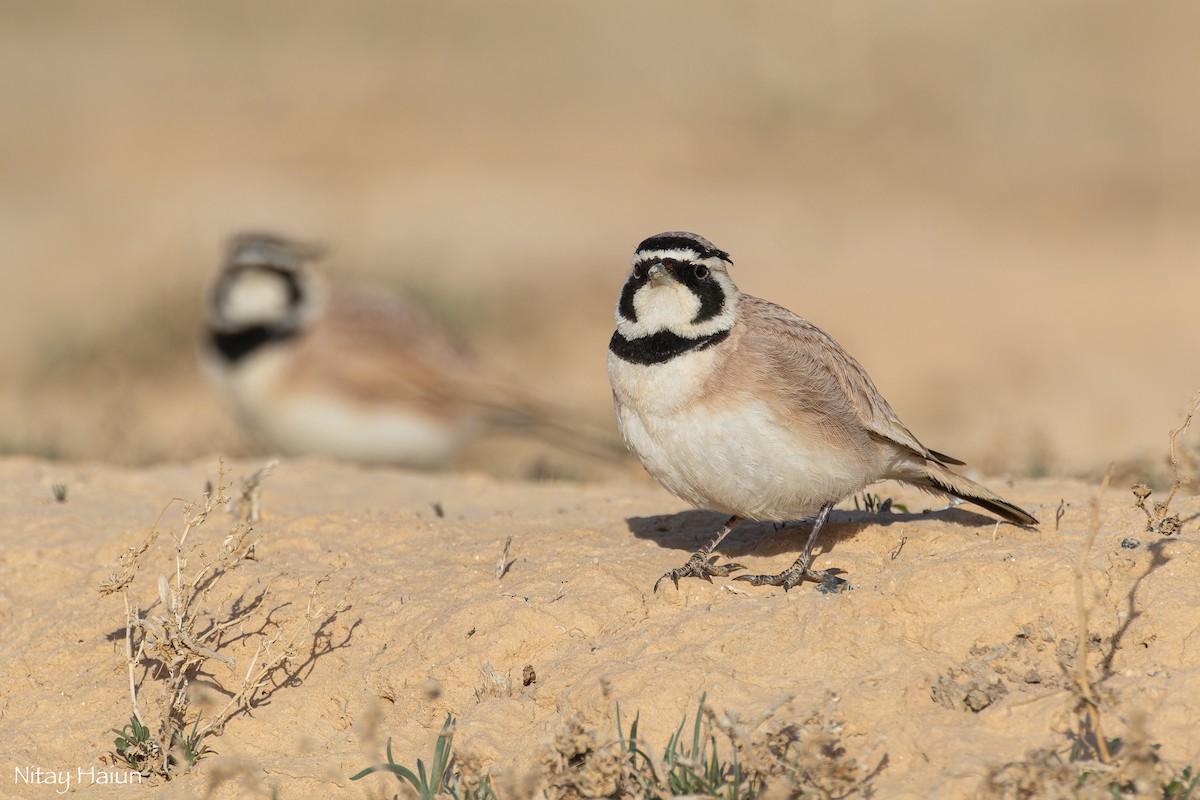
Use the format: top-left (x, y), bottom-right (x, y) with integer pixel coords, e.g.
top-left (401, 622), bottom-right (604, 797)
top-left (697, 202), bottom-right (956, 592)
top-left (496, 535), bottom-right (515, 580)
top-left (1072, 465), bottom-right (1113, 763)
top-left (1133, 392), bottom-right (1200, 536)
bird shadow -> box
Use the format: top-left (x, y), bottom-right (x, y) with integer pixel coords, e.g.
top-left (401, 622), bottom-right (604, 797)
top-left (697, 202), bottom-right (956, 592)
top-left (627, 505), bottom-right (1008, 560)
top-left (1098, 535), bottom-right (1181, 678)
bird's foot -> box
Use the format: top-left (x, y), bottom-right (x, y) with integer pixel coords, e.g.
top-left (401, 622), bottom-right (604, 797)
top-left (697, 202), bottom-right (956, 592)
top-left (653, 551), bottom-right (745, 592)
top-left (734, 565), bottom-right (850, 593)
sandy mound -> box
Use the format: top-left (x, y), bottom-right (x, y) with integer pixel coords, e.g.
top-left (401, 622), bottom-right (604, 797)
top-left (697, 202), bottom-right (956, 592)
top-left (1, 456), bottom-right (1196, 798)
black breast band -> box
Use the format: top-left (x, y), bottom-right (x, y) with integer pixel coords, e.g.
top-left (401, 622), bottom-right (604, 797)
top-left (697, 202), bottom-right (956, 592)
top-left (608, 328), bottom-right (729, 366)
top-left (208, 325), bottom-right (298, 364)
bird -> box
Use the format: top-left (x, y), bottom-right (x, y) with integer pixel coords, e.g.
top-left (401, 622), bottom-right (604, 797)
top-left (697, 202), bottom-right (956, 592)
top-left (203, 232), bottom-right (622, 468)
top-left (606, 231), bottom-right (1038, 593)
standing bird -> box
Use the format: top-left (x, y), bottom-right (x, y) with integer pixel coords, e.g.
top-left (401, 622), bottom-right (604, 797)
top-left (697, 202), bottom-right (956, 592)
top-left (606, 231), bottom-right (1037, 592)
top-left (203, 232), bottom-right (621, 468)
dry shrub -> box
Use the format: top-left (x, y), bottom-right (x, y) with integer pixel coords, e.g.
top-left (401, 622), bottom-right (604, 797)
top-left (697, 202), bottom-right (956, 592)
top-left (982, 414), bottom-right (1200, 799)
top-left (982, 713), bottom-right (1190, 800)
top-left (538, 692), bottom-right (879, 799)
top-left (541, 718), bottom-right (625, 799)
top-left (98, 459), bottom-right (348, 780)
top-left (749, 696), bottom-right (874, 799)
top-left (1132, 392), bottom-right (1200, 536)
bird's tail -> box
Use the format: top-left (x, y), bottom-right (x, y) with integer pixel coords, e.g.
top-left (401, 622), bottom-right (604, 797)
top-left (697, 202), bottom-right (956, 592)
top-left (494, 406), bottom-right (630, 463)
top-left (469, 383), bottom-right (631, 464)
top-left (895, 460), bottom-right (1038, 526)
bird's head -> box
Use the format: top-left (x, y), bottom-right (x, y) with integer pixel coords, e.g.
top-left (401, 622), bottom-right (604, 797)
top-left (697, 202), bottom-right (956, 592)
top-left (615, 231), bottom-right (739, 341)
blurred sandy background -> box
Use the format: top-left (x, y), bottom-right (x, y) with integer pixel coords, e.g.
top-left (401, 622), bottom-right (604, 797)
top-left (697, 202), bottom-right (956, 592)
top-left (4, 7), bottom-right (1200, 797)
top-left (2, 0), bottom-right (1198, 476)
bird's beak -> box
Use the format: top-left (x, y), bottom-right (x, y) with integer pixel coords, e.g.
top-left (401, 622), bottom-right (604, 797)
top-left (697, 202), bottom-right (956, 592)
top-left (647, 263), bottom-right (674, 287)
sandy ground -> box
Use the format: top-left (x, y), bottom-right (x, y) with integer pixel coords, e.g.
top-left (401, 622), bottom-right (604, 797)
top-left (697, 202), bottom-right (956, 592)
top-left (2, 1), bottom-right (1200, 479)
top-left (1, 456), bottom-right (1198, 798)
top-left (3, 2), bottom-right (1200, 798)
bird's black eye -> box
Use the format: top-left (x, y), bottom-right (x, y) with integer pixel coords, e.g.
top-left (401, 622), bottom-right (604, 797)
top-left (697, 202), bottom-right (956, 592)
top-left (632, 265), bottom-right (644, 280)
top-left (693, 264), bottom-right (709, 280)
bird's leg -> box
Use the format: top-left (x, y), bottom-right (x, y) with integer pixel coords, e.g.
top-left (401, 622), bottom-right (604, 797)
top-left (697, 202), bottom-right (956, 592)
top-left (654, 515), bottom-right (746, 591)
top-left (734, 502), bottom-right (849, 593)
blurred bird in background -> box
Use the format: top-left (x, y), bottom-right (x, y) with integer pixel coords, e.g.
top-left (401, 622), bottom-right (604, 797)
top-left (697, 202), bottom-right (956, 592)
top-left (202, 232), bottom-right (623, 469)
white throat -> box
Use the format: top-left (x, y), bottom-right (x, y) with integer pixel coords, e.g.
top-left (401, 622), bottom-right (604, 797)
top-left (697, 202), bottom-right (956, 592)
top-left (220, 271), bottom-right (294, 328)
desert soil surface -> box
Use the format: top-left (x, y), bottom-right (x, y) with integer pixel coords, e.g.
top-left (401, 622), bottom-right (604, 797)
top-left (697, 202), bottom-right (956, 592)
top-left (1, 456), bottom-right (1198, 798)
top-left (3, 1), bottom-right (1200, 798)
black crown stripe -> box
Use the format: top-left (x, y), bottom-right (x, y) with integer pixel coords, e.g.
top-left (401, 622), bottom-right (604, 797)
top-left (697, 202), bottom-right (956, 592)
top-left (634, 235), bottom-right (731, 264)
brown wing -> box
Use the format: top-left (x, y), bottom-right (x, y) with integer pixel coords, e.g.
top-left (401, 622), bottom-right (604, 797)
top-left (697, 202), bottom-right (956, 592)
top-left (280, 284), bottom-right (504, 421)
top-left (280, 284), bottom-right (627, 460)
top-left (734, 295), bottom-right (960, 466)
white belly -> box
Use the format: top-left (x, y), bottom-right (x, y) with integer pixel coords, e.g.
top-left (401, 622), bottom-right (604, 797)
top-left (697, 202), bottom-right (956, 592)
top-left (204, 348), bottom-right (470, 467)
top-left (258, 394), bottom-right (471, 467)
top-left (609, 351), bottom-right (874, 521)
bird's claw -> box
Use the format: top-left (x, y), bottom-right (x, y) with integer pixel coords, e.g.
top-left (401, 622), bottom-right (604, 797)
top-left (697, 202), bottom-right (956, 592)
top-left (733, 566), bottom-right (849, 593)
top-left (653, 552), bottom-right (745, 592)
